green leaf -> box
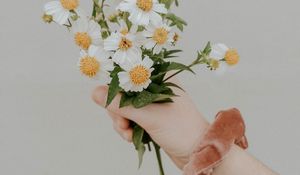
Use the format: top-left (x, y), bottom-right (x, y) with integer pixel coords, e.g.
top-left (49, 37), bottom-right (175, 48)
top-left (106, 71), bottom-right (122, 107)
top-left (147, 83), bottom-right (169, 94)
top-left (160, 0), bottom-right (173, 9)
top-left (202, 41), bottom-right (212, 55)
top-left (154, 98), bottom-right (174, 103)
top-left (153, 94), bottom-right (176, 102)
top-left (166, 13), bottom-right (187, 31)
top-left (133, 125), bottom-right (146, 168)
top-left (163, 49), bottom-right (182, 59)
top-left (132, 91), bottom-right (159, 108)
top-left (164, 82), bottom-right (185, 91)
top-left (167, 62), bottom-right (195, 74)
top-left (119, 93), bottom-right (133, 108)
top-left (150, 62), bottom-right (170, 83)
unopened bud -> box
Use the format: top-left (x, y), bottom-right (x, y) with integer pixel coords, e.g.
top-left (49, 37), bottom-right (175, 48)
top-left (42, 14), bottom-right (53, 23)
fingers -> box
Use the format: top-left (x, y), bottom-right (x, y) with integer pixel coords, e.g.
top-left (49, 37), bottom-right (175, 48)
top-left (92, 86), bottom-right (161, 126)
top-left (108, 111), bottom-right (133, 142)
top-left (107, 111), bottom-right (130, 130)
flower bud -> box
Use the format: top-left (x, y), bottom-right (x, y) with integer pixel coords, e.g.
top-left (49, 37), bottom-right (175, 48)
top-left (42, 14), bottom-right (53, 23)
top-left (209, 58), bottom-right (220, 70)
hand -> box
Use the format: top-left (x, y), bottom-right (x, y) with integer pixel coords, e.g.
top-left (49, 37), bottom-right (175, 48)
top-left (92, 82), bottom-right (209, 169)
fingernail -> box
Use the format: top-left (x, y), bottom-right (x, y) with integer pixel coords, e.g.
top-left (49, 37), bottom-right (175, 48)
top-left (92, 86), bottom-right (108, 107)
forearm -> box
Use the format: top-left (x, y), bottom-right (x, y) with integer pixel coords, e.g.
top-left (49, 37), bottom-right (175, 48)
top-left (214, 145), bottom-right (278, 175)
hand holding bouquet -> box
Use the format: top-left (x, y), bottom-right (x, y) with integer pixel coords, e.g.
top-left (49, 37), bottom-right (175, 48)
top-left (42, 0), bottom-right (240, 174)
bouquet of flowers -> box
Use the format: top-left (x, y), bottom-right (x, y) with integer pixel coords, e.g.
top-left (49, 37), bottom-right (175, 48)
top-left (42, 0), bottom-right (239, 174)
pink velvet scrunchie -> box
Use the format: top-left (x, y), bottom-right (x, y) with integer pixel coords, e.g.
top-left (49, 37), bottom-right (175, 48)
top-left (183, 108), bottom-right (248, 175)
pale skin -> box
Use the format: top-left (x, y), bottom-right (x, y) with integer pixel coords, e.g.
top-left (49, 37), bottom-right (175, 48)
top-left (92, 82), bottom-right (279, 175)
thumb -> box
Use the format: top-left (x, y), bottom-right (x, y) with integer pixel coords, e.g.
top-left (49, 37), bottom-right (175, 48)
top-left (92, 86), bottom-right (160, 127)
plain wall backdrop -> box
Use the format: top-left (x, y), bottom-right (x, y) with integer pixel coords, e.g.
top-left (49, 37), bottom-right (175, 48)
top-left (0, 0), bottom-right (299, 174)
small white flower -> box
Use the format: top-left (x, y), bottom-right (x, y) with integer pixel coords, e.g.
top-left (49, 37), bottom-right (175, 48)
top-left (104, 27), bottom-right (143, 65)
top-left (118, 56), bottom-right (154, 92)
top-left (210, 43), bottom-right (240, 65)
top-left (44, 0), bottom-right (82, 25)
top-left (143, 22), bottom-right (174, 53)
top-left (209, 43), bottom-right (240, 75)
top-left (117, 0), bottom-right (167, 26)
top-left (78, 45), bottom-right (113, 83)
top-left (72, 18), bottom-right (102, 50)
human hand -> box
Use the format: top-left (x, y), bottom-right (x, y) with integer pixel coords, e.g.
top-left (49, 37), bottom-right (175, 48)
top-left (92, 82), bottom-right (209, 169)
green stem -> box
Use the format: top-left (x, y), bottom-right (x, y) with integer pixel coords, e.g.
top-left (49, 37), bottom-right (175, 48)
top-left (163, 55), bottom-right (209, 82)
top-left (153, 142), bottom-right (165, 175)
top-left (163, 61), bottom-right (196, 82)
top-left (92, 0), bottom-right (110, 38)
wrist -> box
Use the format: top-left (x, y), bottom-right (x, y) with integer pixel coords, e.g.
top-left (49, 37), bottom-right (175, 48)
top-left (170, 112), bottom-right (210, 170)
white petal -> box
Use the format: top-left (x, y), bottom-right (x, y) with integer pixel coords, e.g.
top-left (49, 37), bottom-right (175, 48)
top-left (72, 17), bottom-right (88, 33)
top-left (215, 43), bottom-right (229, 52)
top-left (135, 33), bottom-right (146, 46)
top-left (102, 59), bottom-right (114, 72)
top-left (118, 72), bottom-right (130, 83)
top-left (95, 47), bottom-right (111, 60)
top-left (88, 21), bottom-right (102, 45)
top-left (144, 39), bottom-right (156, 49)
top-left (127, 48), bottom-right (142, 63)
top-left (153, 4), bottom-right (167, 14)
top-left (104, 34), bottom-right (120, 51)
top-left (75, 8), bottom-right (88, 18)
top-left (80, 50), bottom-right (87, 58)
top-left (143, 31), bottom-right (153, 38)
top-left (113, 50), bottom-right (126, 64)
top-left (117, 1), bottom-right (132, 11)
top-left (210, 43), bottom-right (229, 59)
top-left (53, 9), bottom-right (70, 25)
top-left (149, 11), bottom-right (163, 26)
top-left (44, 1), bottom-right (62, 15)
top-left (88, 45), bottom-right (99, 57)
top-left (153, 44), bottom-right (162, 54)
top-left (139, 13), bottom-right (150, 26)
top-left (132, 85), bottom-right (144, 92)
top-left (88, 20), bottom-right (101, 35)
top-left (142, 56), bottom-right (154, 68)
top-left (209, 44), bottom-right (228, 59)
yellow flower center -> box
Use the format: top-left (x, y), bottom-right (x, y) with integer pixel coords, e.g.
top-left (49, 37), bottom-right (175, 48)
top-left (209, 59), bottom-right (220, 70)
top-left (224, 49), bottom-right (240, 65)
top-left (153, 28), bottom-right (168, 45)
top-left (120, 28), bottom-right (129, 35)
top-left (119, 37), bottom-right (133, 51)
top-left (79, 56), bottom-right (100, 78)
top-left (136, 0), bottom-right (153, 12)
top-left (60, 0), bottom-right (79, 10)
top-left (74, 32), bottom-right (92, 50)
top-left (129, 65), bottom-right (150, 85)
top-left (42, 14), bottom-right (53, 23)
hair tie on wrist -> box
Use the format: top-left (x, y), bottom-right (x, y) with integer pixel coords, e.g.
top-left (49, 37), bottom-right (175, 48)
top-left (183, 108), bottom-right (248, 175)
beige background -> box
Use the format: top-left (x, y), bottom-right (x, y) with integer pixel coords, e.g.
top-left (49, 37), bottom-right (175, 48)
top-left (1, 0), bottom-right (300, 174)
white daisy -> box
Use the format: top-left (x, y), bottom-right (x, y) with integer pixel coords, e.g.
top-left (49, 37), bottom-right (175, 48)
top-left (104, 28), bottom-right (143, 65)
top-left (78, 45), bottom-right (114, 83)
top-left (118, 56), bottom-right (154, 92)
top-left (143, 22), bottom-right (174, 53)
top-left (44, 0), bottom-right (82, 25)
top-left (210, 43), bottom-right (240, 66)
top-left (72, 18), bottom-right (102, 50)
top-left (117, 0), bottom-right (168, 26)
